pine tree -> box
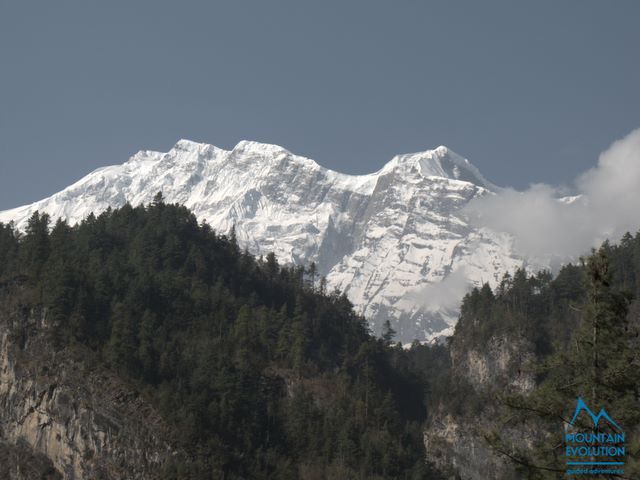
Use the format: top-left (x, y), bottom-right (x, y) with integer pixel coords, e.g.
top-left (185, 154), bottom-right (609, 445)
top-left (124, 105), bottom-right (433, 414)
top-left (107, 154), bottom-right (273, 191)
top-left (289, 297), bottom-right (310, 374)
top-left (0, 222), bottom-right (19, 279)
top-left (151, 191), bottom-right (164, 207)
top-left (22, 211), bottom-right (50, 279)
top-left (228, 224), bottom-right (239, 256)
top-left (138, 310), bottom-right (158, 380)
top-left (306, 262), bottom-right (317, 291)
top-left (265, 252), bottom-right (278, 280)
top-left (107, 302), bottom-right (139, 374)
top-left (233, 305), bottom-right (253, 369)
top-left (381, 319), bottom-right (396, 346)
top-left (319, 276), bottom-right (327, 296)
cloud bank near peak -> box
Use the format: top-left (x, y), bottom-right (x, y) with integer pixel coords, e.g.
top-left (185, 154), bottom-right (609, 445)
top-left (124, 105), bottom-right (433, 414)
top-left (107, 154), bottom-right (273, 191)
top-left (465, 128), bottom-right (640, 263)
top-left (405, 268), bottom-right (473, 316)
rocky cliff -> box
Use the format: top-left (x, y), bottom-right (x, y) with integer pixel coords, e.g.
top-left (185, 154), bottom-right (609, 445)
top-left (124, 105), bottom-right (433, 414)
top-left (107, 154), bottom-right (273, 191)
top-left (423, 334), bottom-right (536, 480)
top-left (0, 302), bottom-right (186, 479)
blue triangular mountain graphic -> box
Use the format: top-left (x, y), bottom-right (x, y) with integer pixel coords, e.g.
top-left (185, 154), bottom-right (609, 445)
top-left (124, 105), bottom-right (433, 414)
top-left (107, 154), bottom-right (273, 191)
top-left (569, 397), bottom-right (622, 430)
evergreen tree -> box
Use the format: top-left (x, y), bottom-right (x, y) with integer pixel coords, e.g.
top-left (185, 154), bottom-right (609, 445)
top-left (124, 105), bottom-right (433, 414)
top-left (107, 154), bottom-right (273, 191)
top-left (151, 191), bottom-right (164, 207)
top-left (306, 261), bottom-right (317, 291)
top-left (382, 319), bottom-right (397, 346)
top-left (22, 211), bottom-right (50, 279)
top-left (0, 222), bottom-right (19, 279)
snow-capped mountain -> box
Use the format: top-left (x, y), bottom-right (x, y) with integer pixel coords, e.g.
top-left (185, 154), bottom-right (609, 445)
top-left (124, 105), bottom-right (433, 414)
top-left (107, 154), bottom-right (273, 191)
top-left (0, 139), bottom-right (528, 342)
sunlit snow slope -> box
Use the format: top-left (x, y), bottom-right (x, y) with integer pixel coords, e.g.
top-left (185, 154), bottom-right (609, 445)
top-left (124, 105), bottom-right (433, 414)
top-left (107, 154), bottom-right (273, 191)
top-left (0, 140), bottom-right (530, 342)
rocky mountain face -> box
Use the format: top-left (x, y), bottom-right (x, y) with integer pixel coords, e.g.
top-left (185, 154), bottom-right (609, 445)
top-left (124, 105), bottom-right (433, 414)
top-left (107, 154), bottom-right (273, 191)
top-left (424, 334), bottom-right (536, 480)
top-left (0, 303), bottom-right (185, 479)
top-left (0, 140), bottom-right (528, 342)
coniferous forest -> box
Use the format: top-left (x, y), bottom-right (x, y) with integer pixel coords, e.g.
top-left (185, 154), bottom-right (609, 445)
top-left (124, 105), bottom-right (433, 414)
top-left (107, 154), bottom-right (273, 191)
top-left (0, 196), bottom-right (433, 479)
top-left (0, 197), bottom-right (639, 479)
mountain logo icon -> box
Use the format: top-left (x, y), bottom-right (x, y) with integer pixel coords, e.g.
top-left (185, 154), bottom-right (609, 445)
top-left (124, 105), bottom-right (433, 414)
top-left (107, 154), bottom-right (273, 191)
top-left (568, 397), bottom-right (622, 430)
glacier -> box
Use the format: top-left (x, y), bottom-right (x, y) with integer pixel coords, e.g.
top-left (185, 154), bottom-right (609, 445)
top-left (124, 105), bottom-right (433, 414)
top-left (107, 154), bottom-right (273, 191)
top-left (0, 139), bottom-right (533, 342)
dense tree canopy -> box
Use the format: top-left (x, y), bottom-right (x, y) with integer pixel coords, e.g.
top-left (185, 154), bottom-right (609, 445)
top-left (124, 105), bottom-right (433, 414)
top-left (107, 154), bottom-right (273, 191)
top-left (0, 200), bottom-right (434, 479)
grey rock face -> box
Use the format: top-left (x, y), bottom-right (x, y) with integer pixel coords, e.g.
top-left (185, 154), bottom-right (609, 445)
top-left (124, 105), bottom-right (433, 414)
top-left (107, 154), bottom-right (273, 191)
top-left (0, 309), bottom-right (184, 479)
top-left (424, 334), bottom-right (536, 479)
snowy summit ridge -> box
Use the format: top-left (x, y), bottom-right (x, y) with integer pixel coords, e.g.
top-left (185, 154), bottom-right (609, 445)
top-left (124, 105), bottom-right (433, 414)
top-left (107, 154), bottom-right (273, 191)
top-left (0, 139), bottom-right (526, 341)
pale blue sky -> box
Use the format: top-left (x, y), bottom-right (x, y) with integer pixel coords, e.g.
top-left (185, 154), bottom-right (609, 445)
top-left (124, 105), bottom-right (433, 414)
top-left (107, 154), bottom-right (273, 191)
top-left (1, 1), bottom-right (639, 209)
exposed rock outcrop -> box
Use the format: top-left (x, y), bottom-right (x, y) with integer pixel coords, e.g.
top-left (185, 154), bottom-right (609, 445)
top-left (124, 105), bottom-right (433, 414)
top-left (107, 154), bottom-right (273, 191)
top-left (424, 335), bottom-right (536, 479)
top-left (0, 306), bottom-right (186, 479)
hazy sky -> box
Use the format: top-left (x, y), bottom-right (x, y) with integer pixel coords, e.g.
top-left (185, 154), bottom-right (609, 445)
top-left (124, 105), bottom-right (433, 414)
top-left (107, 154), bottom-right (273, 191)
top-left (1, 1), bottom-right (639, 210)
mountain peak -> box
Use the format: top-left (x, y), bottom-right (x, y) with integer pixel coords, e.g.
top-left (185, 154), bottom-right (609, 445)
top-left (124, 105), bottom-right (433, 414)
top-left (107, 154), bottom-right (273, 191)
top-left (173, 138), bottom-right (204, 151)
top-left (433, 145), bottom-right (451, 155)
top-left (380, 145), bottom-right (496, 190)
top-left (233, 140), bottom-right (292, 157)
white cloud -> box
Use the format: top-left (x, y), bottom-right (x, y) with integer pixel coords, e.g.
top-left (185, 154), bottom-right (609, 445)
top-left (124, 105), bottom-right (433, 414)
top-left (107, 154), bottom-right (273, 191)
top-left (406, 268), bottom-right (473, 313)
top-left (465, 128), bottom-right (640, 263)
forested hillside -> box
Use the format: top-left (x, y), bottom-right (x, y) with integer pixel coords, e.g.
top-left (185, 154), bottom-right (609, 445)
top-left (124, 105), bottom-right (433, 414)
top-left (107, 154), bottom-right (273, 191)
top-left (0, 195), bottom-right (434, 479)
top-left (1, 195), bottom-right (639, 479)
top-left (419, 233), bottom-right (640, 478)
